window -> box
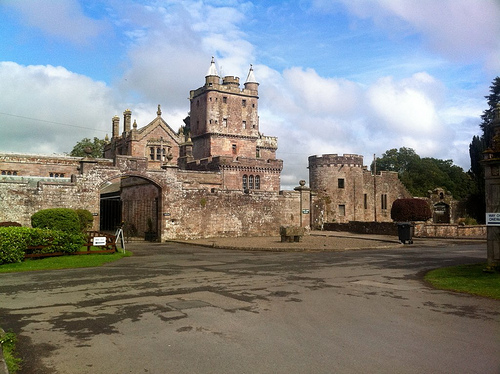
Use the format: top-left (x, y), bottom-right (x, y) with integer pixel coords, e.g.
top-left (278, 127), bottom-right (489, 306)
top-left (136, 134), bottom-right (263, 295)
top-left (150, 147), bottom-right (155, 160)
top-left (255, 175), bottom-right (260, 189)
top-left (339, 204), bottom-right (346, 216)
top-left (156, 148), bottom-right (162, 161)
top-left (256, 148), bottom-right (261, 158)
top-left (242, 121), bottom-right (246, 129)
top-left (381, 194), bottom-right (388, 210)
top-left (223, 118), bottom-right (227, 127)
top-left (49, 173), bottom-right (65, 178)
top-left (223, 96), bottom-right (227, 103)
top-left (232, 144), bottom-right (237, 154)
top-left (249, 175), bottom-right (254, 189)
top-left (242, 99), bottom-right (247, 107)
top-left (338, 178), bottom-right (345, 188)
top-left (364, 194), bottom-right (368, 209)
top-left (242, 175), bottom-right (248, 190)
top-left (1, 170), bottom-right (18, 176)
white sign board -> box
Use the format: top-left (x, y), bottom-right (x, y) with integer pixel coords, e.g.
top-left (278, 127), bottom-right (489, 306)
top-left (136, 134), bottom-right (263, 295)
top-left (486, 213), bottom-right (500, 226)
top-left (93, 237), bottom-right (107, 246)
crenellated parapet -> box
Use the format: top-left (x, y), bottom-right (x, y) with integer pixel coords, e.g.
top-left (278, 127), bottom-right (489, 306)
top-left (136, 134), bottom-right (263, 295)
top-left (308, 154), bottom-right (364, 169)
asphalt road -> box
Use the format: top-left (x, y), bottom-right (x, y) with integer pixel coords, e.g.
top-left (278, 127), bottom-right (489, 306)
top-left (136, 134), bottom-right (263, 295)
top-left (0, 241), bottom-right (499, 374)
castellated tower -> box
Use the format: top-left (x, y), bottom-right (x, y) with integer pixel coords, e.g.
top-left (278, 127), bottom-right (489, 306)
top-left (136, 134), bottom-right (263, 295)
top-left (309, 154), bottom-right (411, 225)
top-left (187, 58), bottom-right (283, 192)
top-left (189, 57), bottom-right (261, 159)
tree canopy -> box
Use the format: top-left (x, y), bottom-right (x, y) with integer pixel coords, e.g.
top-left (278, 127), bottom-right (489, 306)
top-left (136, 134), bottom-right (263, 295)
top-left (373, 147), bottom-right (474, 201)
top-left (68, 137), bottom-right (107, 158)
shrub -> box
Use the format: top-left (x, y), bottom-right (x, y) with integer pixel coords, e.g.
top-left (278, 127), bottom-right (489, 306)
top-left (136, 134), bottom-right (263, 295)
top-left (31, 208), bottom-right (80, 233)
top-left (0, 227), bottom-right (86, 264)
top-left (0, 227), bottom-right (30, 264)
top-left (391, 198), bottom-right (432, 222)
top-left (75, 209), bottom-right (94, 232)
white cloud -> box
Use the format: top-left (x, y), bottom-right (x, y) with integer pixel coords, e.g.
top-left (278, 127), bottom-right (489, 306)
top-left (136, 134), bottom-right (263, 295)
top-left (5, 0), bottom-right (108, 45)
top-left (318, 0), bottom-right (500, 70)
top-left (0, 62), bottom-right (116, 154)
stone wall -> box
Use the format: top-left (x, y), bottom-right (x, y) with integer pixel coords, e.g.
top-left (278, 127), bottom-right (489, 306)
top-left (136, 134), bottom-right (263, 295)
top-left (413, 223), bottom-right (486, 238)
top-left (323, 221), bottom-right (486, 238)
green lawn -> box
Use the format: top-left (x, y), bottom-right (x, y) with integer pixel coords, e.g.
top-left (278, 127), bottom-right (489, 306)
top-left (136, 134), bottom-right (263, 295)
top-left (0, 250), bottom-right (131, 273)
top-left (425, 263), bottom-right (500, 300)
top-left (0, 330), bottom-right (22, 373)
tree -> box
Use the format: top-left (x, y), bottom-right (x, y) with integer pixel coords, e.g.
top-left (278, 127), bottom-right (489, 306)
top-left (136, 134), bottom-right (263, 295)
top-left (479, 77), bottom-right (500, 146)
top-left (374, 147), bottom-right (474, 201)
top-left (69, 137), bottom-right (107, 158)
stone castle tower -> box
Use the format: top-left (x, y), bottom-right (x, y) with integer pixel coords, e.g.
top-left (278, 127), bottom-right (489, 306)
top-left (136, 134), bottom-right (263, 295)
top-left (186, 58), bottom-right (283, 191)
top-left (309, 154), bottom-right (411, 225)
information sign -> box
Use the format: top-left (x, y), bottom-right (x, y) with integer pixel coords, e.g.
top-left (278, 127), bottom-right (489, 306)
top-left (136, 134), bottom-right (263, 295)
top-left (93, 237), bottom-right (107, 246)
top-left (486, 213), bottom-right (500, 226)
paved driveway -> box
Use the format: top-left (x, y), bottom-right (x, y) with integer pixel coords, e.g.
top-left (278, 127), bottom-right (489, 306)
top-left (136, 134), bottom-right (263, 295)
top-left (0, 242), bottom-right (499, 374)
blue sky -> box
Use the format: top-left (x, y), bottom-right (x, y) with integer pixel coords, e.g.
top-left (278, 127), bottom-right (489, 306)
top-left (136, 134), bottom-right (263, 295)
top-left (0, 0), bottom-right (499, 189)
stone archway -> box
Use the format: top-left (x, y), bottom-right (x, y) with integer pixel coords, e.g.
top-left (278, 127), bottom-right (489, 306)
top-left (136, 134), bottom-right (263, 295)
top-left (97, 172), bottom-right (163, 241)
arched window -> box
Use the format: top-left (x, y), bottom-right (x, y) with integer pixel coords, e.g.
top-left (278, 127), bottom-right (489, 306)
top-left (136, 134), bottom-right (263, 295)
top-left (249, 175), bottom-right (254, 189)
top-left (255, 175), bottom-right (260, 189)
top-left (242, 175), bottom-right (248, 190)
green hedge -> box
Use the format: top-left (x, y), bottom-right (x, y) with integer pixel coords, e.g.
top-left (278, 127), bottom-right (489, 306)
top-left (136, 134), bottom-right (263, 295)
top-left (0, 227), bottom-right (85, 264)
top-left (31, 208), bottom-right (81, 233)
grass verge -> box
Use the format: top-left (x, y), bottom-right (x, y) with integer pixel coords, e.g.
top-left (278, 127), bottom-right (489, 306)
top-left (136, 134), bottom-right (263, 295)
top-left (1, 330), bottom-right (21, 373)
top-left (425, 263), bottom-right (500, 300)
top-left (0, 251), bottom-right (131, 273)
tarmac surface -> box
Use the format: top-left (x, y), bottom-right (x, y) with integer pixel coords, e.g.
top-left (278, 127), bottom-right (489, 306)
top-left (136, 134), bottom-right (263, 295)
top-left (0, 232), bottom-right (498, 374)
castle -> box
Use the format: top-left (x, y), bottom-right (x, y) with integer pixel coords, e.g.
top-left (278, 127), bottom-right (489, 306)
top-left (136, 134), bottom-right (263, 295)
top-left (0, 59), bottom-right (411, 239)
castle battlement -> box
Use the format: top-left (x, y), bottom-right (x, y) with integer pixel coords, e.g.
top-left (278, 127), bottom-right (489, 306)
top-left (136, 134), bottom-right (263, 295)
top-left (308, 154), bottom-right (364, 168)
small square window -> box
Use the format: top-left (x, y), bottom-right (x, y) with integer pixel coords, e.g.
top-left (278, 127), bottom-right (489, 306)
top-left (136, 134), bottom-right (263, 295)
top-left (338, 178), bottom-right (345, 188)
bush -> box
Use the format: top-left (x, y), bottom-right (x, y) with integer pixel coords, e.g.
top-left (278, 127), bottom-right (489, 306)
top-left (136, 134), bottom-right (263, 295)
top-left (31, 208), bottom-right (81, 233)
top-left (75, 209), bottom-right (94, 232)
top-left (0, 227), bottom-right (86, 264)
top-left (0, 227), bottom-right (30, 264)
top-left (391, 198), bottom-right (432, 222)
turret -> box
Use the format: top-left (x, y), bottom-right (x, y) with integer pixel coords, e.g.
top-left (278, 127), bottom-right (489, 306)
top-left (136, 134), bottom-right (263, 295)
top-left (205, 56), bottom-right (219, 86)
top-left (244, 64), bottom-right (259, 93)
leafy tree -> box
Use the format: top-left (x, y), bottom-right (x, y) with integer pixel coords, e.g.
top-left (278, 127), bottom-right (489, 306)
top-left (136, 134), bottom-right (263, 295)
top-left (374, 147), bottom-right (474, 201)
top-left (69, 137), bottom-right (107, 158)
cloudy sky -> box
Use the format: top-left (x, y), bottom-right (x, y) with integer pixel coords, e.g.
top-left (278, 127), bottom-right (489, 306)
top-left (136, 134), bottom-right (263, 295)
top-left (0, 0), bottom-right (499, 189)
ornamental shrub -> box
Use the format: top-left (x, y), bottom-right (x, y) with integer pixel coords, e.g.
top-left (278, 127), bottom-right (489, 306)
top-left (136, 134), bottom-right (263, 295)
top-left (0, 227), bottom-right (86, 264)
top-left (31, 208), bottom-right (81, 233)
top-left (0, 227), bottom-right (30, 264)
top-left (75, 209), bottom-right (94, 232)
top-left (391, 198), bottom-right (432, 222)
